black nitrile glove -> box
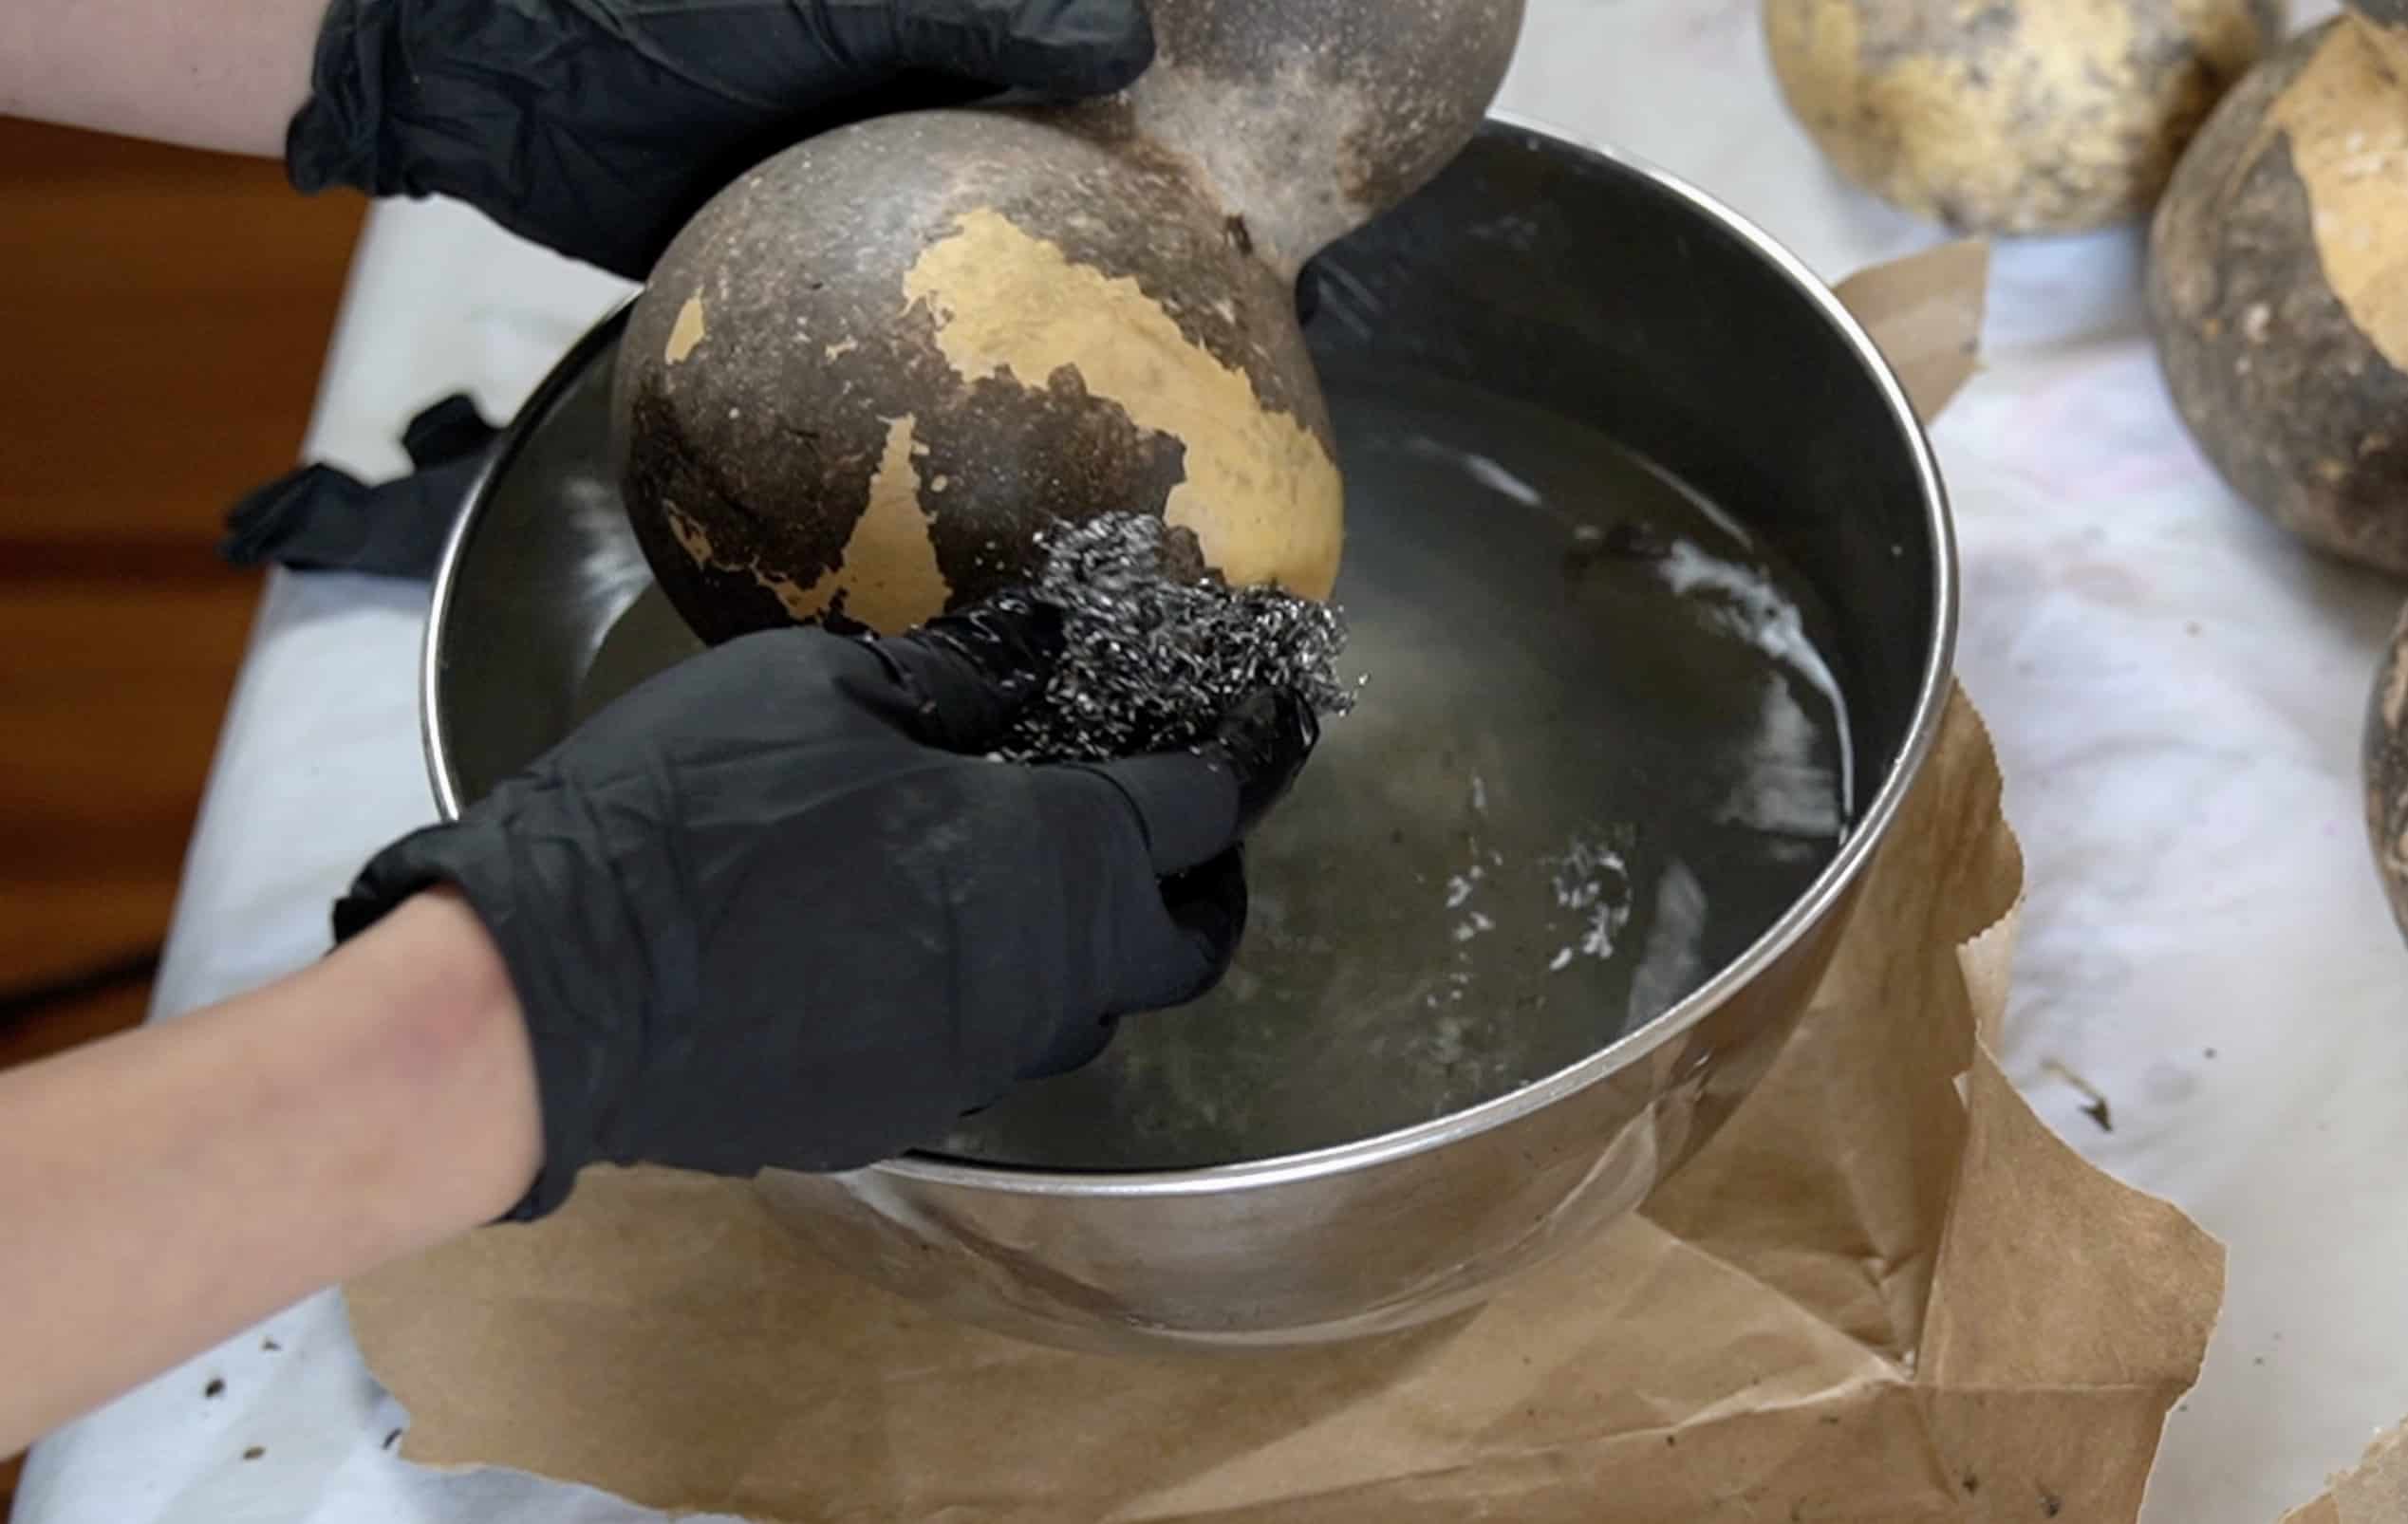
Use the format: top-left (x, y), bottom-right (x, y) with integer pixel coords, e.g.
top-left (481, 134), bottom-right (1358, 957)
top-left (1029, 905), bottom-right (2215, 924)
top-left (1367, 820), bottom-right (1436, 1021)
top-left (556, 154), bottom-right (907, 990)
top-left (285, 0), bottom-right (1156, 279)
top-left (221, 393), bottom-right (497, 578)
top-left (332, 595), bottom-right (1316, 1219)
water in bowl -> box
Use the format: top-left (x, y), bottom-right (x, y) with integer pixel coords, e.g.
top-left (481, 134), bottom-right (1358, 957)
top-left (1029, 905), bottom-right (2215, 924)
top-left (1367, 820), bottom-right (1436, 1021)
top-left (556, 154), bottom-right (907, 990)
top-left (576, 363), bottom-right (1855, 1172)
top-left (945, 362), bottom-right (1853, 1169)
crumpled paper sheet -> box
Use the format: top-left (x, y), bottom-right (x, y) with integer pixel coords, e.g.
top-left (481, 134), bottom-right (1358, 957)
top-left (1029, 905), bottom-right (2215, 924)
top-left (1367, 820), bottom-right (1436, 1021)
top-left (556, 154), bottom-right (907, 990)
top-left (342, 241), bottom-right (2225, 1521)
top-left (345, 685), bottom-right (2224, 1523)
top-left (1832, 238), bottom-right (1988, 423)
top-left (2283, 1420), bottom-right (2408, 1523)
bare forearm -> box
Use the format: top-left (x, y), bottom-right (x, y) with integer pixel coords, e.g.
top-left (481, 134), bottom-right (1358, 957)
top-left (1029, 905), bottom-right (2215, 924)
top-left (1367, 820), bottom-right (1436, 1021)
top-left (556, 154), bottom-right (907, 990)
top-left (0, 890), bottom-right (541, 1456)
top-left (0, 0), bottom-right (324, 156)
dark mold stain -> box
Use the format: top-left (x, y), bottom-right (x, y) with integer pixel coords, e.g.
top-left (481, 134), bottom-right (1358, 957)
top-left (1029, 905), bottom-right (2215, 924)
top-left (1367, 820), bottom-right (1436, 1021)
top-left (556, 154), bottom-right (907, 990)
top-left (2149, 19), bottom-right (2408, 575)
top-left (912, 365), bottom-right (1191, 610)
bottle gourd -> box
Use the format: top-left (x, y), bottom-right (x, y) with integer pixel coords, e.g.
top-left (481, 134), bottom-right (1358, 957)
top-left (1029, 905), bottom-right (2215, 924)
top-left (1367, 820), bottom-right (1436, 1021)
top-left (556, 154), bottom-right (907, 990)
top-left (2147, 9), bottom-right (2408, 575)
top-left (611, 0), bottom-right (1528, 643)
top-left (1764, 0), bottom-right (2284, 236)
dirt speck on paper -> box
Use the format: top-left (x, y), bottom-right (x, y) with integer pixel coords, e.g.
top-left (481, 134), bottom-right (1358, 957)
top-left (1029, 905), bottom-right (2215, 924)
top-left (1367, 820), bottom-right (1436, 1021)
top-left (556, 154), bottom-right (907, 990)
top-left (2041, 1058), bottom-right (2115, 1132)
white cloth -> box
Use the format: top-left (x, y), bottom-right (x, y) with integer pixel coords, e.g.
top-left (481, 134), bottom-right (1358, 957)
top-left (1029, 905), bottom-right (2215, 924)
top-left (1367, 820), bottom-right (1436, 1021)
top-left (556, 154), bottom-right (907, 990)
top-left (17, 3), bottom-right (2404, 1520)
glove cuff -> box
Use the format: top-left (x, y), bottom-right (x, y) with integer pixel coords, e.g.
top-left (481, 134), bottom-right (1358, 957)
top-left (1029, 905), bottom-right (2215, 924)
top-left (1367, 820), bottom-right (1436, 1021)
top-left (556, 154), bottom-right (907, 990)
top-left (333, 816), bottom-right (617, 1222)
top-left (222, 394), bottom-right (497, 578)
top-left (285, 0), bottom-right (398, 198)
top-left (220, 462), bottom-right (366, 570)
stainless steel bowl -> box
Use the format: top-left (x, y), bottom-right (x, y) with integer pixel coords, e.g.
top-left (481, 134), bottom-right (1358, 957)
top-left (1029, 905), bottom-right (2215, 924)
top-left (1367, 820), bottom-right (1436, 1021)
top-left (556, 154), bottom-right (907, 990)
top-left (423, 114), bottom-right (1955, 1355)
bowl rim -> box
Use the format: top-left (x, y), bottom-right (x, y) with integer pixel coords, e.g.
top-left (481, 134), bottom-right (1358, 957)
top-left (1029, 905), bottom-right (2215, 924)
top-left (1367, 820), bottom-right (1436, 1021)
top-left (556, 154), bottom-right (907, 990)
top-left (422, 107), bottom-right (1960, 1201)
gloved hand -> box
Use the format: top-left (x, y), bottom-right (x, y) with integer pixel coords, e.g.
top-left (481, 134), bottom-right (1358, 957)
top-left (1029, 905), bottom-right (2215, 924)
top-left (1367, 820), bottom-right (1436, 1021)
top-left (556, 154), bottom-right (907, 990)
top-left (332, 595), bottom-right (1316, 1219)
top-left (284, 0), bottom-right (1155, 279)
top-left (220, 393), bottom-right (496, 579)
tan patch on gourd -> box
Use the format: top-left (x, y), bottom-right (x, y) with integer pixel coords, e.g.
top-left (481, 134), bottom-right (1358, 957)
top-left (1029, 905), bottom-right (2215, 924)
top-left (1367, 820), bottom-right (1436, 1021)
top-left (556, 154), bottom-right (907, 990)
top-left (771, 416), bottom-right (952, 631)
top-left (664, 504), bottom-right (715, 563)
top-left (900, 208), bottom-right (1343, 600)
top-left (664, 296), bottom-right (708, 365)
top-left (664, 420), bottom-right (951, 633)
top-left (2259, 21), bottom-right (2408, 371)
top-left (1766, 0), bottom-right (2274, 232)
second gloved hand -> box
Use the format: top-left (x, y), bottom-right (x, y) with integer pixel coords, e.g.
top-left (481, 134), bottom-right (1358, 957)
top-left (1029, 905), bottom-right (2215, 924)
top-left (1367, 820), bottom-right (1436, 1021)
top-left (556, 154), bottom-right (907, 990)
top-left (331, 596), bottom-right (1316, 1219)
top-left (285, 0), bottom-right (1155, 279)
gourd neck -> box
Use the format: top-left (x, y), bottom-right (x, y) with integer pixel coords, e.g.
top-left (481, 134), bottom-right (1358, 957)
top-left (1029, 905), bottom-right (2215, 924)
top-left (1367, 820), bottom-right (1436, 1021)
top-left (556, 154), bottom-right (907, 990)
top-left (1058, 0), bottom-right (1528, 283)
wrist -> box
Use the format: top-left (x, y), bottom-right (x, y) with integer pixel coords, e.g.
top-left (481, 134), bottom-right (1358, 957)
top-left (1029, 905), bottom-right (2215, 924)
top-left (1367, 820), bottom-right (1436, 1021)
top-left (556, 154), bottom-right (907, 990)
top-left (325, 885), bottom-right (545, 1234)
top-left (337, 813), bottom-right (621, 1219)
top-left (281, 0), bottom-right (382, 194)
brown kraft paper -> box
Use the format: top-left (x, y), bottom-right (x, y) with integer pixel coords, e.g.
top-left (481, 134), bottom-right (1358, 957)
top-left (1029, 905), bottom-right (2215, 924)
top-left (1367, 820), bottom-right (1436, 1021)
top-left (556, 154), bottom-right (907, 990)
top-left (345, 239), bottom-right (2230, 1521)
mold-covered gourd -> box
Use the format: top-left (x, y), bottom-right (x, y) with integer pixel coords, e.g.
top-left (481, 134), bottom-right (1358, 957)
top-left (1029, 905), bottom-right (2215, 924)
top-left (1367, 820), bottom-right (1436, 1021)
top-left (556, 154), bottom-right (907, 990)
top-left (2147, 14), bottom-right (2408, 574)
top-left (1764, 0), bottom-right (2285, 235)
top-left (613, 0), bottom-right (1526, 643)
top-left (2366, 603), bottom-right (2408, 946)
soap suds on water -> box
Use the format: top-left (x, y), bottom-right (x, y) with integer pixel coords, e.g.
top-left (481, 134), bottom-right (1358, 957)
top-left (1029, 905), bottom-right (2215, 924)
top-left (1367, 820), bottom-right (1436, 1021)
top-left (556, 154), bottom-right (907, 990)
top-left (1438, 809), bottom-right (1634, 982)
top-left (1457, 451), bottom-right (1543, 507)
top-left (1443, 777), bottom-right (1503, 963)
top-left (1407, 437), bottom-right (1557, 516)
top-left (1404, 418), bottom-right (1852, 839)
top-left (1546, 831), bottom-right (1633, 970)
top-left (1716, 676), bottom-right (1845, 843)
top-left (1630, 861), bottom-right (1709, 1024)
top-left (1652, 538), bottom-right (1856, 818)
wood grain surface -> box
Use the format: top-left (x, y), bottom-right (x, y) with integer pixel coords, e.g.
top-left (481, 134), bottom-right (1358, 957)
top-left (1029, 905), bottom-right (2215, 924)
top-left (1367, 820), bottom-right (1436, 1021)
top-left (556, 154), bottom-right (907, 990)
top-left (0, 113), bottom-right (363, 1514)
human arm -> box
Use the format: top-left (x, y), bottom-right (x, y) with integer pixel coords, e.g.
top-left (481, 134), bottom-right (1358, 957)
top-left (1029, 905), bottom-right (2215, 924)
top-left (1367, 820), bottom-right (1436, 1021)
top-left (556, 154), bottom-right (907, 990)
top-left (0, 0), bottom-right (319, 155)
top-left (1, 598), bottom-right (1314, 1452)
top-left (0, 888), bottom-right (540, 1459)
top-left (0, 0), bottom-right (1154, 280)
top-left (7, 0), bottom-right (1159, 576)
